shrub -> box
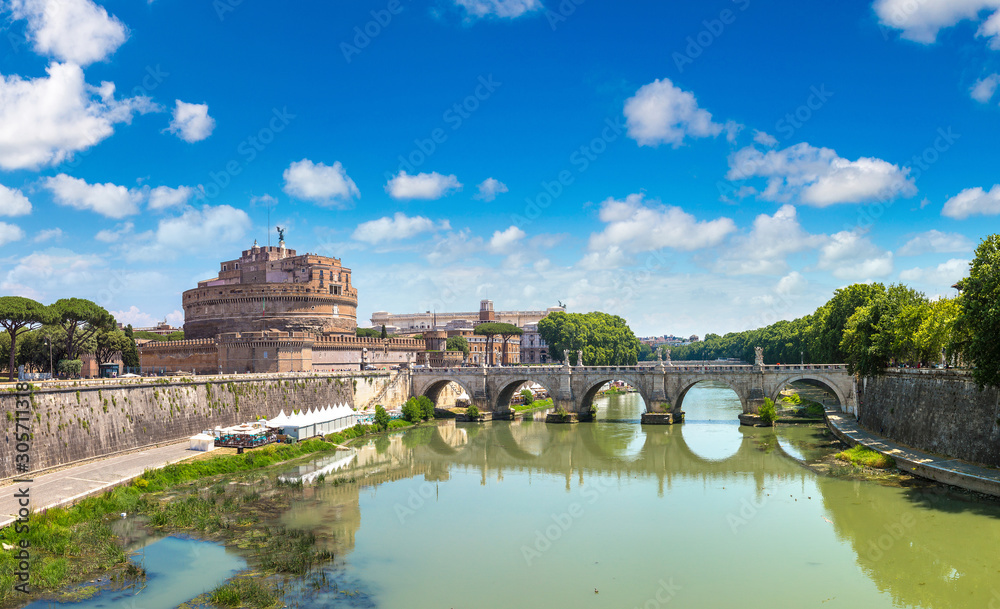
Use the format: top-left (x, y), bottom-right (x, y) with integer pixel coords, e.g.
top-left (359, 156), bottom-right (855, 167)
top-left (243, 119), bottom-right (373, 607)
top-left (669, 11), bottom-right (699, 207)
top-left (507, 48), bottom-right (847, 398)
top-left (835, 445), bottom-right (896, 469)
top-left (57, 359), bottom-right (83, 377)
top-left (466, 404), bottom-right (480, 419)
top-left (758, 398), bottom-right (777, 426)
top-left (417, 395), bottom-right (435, 420)
top-left (401, 399), bottom-right (422, 423)
top-left (520, 389), bottom-right (534, 405)
top-left (782, 392), bottom-right (802, 405)
top-left (374, 405), bottom-right (390, 431)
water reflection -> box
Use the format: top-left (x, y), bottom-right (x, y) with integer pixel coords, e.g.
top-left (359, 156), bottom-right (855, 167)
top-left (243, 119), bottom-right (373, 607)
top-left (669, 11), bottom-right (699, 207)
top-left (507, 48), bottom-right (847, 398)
top-left (278, 384), bottom-right (1000, 609)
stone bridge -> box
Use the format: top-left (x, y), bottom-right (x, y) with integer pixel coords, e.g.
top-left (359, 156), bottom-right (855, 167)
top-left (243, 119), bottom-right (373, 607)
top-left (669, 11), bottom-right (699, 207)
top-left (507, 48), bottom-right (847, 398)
top-left (410, 363), bottom-right (856, 423)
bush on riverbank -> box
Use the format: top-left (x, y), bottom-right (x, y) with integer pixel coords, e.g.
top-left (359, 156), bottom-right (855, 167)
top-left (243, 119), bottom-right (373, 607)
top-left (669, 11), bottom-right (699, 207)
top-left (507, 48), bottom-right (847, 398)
top-left (466, 404), bottom-right (480, 418)
top-left (401, 396), bottom-right (435, 422)
top-left (759, 398), bottom-right (777, 426)
top-left (210, 576), bottom-right (281, 609)
top-left (836, 445), bottom-right (896, 469)
top-left (325, 419), bottom-right (414, 444)
top-left (512, 397), bottom-right (553, 413)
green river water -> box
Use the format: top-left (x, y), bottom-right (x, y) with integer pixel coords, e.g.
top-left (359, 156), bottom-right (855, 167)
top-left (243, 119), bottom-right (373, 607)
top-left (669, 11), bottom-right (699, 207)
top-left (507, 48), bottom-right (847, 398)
top-left (30, 382), bottom-right (1000, 608)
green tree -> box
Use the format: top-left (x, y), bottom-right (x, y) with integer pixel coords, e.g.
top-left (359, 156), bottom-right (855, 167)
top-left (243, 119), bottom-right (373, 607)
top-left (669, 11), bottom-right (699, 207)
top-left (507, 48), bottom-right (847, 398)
top-left (57, 358), bottom-right (83, 377)
top-left (50, 298), bottom-right (115, 360)
top-left (0, 296), bottom-right (54, 380)
top-left (121, 325), bottom-right (140, 370)
top-left (380, 324), bottom-right (388, 340)
top-left (93, 327), bottom-right (131, 367)
top-left (956, 236), bottom-right (1000, 387)
top-left (520, 388), bottom-right (534, 405)
top-left (356, 327), bottom-right (381, 338)
top-left (374, 404), bottom-right (390, 431)
top-left (446, 335), bottom-right (470, 357)
top-left (537, 311), bottom-right (640, 366)
top-left (166, 330), bottom-right (185, 341)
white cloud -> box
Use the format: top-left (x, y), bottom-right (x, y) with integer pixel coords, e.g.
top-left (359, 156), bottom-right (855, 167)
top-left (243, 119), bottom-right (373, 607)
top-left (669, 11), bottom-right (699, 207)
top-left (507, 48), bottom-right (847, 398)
top-left (587, 193), bottom-right (736, 255)
top-left (352, 213), bottom-right (446, 244)
top-left (0, 184), bottom-right (32, 216)
top-left (970, 73), bottom-right (1000, 103)
top-left (489, 225), bottom-right (525, 252)
top-left (979, 9), bottom-right (1000, 47)
top-left (166, 100), bottom-right (215, 143)
top-left (148, 185), bottom-right (195, 210)
top-left (898, 230), bottom-right (974, 256)
top-left (941, 184), bottom-right (1000, 219)
top-left (385, 171), bottom-right (462, 200)
top-left (452, 0), bottom-right (542, 19)
top-left (474, 177), bottom-right (508, 202)
top-left (425, 229), bottom-right (484, 265)
top-left (753, 130), bottom-right (779, 147)
top-left (0, 248), bottom-right (106, 299)
top-left (873, 0), bottom-right (1000, 43)
top-left (775, 271), bottom-right (806, 296)
top-left (727, 142), bottom-right (917, 206)
top-left (133, 205), bottom-right (251, 260)
top-left (283, 159), bottom-right (360, 206)
top-left (33, 228), bottom-right (62, 243)
top-left (817, 231), bottom-right (894, 280)
top-left (623, 78), bottom-right (727, 147)
top-left (713, 205), bottom-right (825, 275)
top-left (900, 259), bottom-right (970, 287)
top-left (0, 62), bottom-right (159, 170)
top-left (110, 305), bottom-right (182, 329)
top-left (7, 0), bottom-right (128, 65)
top-left (0, 222), bottom-right (25, 247)
top-left (44, 174), bottom-right (142, 218)
top-left (95, 221), bottom-right (134, 243)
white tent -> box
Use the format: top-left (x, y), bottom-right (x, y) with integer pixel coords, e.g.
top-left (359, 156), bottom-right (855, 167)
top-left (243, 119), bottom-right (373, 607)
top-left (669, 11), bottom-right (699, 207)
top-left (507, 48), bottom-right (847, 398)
top-left (189, 433), bottom-right (216, 452)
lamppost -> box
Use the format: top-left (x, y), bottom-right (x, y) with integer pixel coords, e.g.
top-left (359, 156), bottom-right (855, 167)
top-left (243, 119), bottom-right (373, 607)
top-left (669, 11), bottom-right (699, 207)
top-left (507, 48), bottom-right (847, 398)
top-left (45, 337), bottom-right (53, 379)
top-left (800, 351), bottom-right (804, 366)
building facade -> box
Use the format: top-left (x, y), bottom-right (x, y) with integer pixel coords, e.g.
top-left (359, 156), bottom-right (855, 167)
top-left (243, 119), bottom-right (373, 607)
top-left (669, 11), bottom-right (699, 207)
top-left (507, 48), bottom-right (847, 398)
top-left (519, 322), bottom-right (550, 365)
top-left (183, 239), bottom-right (358, 340)
top-left (371, 300), bottom-right (564, 334)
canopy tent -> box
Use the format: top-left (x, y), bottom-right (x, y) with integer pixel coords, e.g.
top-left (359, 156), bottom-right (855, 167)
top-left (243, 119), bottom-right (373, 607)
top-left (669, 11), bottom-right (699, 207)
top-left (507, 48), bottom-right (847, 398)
top-left (189, 433), bottom-right (216, 452)
top-left (268, 403), bottom-right (359, 440)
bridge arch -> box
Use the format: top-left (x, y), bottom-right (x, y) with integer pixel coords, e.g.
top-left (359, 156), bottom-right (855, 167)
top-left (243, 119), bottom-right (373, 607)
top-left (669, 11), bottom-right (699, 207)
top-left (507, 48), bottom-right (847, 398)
top-left (674, 378), bottom-right (748, 413)
top-left (769, 374), bottom-right (845, 407)
top-left (492, 377), bottom-right (557, 414)
top-left (579, 376), bottom-right (652, 414)
top-left (418, 377), bottom-right (478, 408)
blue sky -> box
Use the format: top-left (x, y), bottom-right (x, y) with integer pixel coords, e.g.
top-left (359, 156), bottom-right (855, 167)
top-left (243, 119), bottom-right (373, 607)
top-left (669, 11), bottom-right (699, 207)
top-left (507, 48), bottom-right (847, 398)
top-left (1, 0), bottom-right (999, 337)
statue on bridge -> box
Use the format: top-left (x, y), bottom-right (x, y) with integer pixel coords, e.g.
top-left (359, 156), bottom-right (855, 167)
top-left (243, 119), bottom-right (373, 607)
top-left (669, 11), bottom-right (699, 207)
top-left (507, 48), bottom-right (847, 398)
top-left (563, 350), bottom-right (571, 368)
top-left (666, 348), bottom-right (672, 366)
top-left (576, 350), bottom-right (584, 367)
top-left (755, 346), bottom-right (764, 367)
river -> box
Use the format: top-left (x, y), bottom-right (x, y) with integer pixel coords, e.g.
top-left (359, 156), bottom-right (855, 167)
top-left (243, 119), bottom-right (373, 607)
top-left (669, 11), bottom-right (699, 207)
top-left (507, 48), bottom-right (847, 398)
top-left (34, 382), bottom-right (1000, 608)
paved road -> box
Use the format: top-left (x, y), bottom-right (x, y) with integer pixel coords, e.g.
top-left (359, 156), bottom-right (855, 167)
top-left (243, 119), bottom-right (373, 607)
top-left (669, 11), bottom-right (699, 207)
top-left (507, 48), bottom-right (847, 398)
top-left (826, 408), bottom-right (1000, 498)
top-left (0, 441), bottom-right (194, 528)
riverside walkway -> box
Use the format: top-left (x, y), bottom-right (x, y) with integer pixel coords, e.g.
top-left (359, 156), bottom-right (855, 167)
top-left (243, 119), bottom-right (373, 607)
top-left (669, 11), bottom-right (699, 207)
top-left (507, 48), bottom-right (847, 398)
top-left (825, 407), bottom-right (1000, 498)
top-left (0, 441), bottom-right (193, 529)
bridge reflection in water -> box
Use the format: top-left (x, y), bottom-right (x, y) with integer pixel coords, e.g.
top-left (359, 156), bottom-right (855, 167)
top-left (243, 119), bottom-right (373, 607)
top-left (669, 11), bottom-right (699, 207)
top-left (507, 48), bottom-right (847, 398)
top-left (279, 384), bottom-right (1000, 609)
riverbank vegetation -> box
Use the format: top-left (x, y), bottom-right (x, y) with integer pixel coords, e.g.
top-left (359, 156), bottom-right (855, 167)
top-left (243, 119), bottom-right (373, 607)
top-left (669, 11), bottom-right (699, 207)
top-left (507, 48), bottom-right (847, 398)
top-left (835, 445), bottom-right (896, 469)
top-left (538, 311), bottom-right (640, 366)
top-left (512, 397), bottom-right (554, 413)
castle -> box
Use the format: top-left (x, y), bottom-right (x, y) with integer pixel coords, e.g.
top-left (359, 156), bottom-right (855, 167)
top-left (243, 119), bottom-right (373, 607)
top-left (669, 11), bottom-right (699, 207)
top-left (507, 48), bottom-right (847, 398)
top-left (140, 238), bottom-right (424, 374)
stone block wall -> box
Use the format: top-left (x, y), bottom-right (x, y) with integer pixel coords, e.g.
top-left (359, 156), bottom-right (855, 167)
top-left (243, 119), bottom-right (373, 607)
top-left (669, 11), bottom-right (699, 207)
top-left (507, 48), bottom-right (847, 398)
top-left (0, 371), bottom-right (409, 480)
top-left (858, 370), bottom-right (1000, 467)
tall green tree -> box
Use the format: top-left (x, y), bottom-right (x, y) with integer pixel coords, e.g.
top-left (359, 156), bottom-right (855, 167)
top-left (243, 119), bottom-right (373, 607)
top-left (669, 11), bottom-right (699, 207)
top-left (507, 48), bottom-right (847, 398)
top-left (956, 235), bottom-right (1000, 388)
top-left (50, 298), bottom-right (115, 360)
top-left (0, 296), bottom-right (54, 380)
top-left (537, 311), bottom-right (640, 366)
top-left (122, 325), bottom-right (140, 370)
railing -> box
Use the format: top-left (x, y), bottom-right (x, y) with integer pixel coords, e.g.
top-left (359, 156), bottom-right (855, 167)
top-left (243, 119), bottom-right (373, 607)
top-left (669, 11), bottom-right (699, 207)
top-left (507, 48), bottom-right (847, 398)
top-left (412, 364), bottom-right (851, 374)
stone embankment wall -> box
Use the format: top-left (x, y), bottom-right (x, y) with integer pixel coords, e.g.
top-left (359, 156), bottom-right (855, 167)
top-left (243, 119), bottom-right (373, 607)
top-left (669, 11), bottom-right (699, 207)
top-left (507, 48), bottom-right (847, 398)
top-left (858, 370), bottom-right (1000, 467)
top-left (0, 371), bottom-right (409, 481)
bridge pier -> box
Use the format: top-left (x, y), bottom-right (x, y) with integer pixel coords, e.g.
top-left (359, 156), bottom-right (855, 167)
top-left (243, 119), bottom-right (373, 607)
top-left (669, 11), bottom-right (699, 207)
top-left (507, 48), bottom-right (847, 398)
top-left (640, 411), bottom-right (684, 425)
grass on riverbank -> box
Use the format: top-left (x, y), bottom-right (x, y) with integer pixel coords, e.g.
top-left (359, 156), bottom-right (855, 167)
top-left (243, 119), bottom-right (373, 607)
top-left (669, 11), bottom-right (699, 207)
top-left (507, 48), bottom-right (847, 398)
top-left (512, 397), bottom-right (554, 413)
top-left (209, 576), bottom-right (282, 609)
top-left (0, 438), bottom-right (340, 606)
top-left (836, 445), bottom-right (896, 469)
